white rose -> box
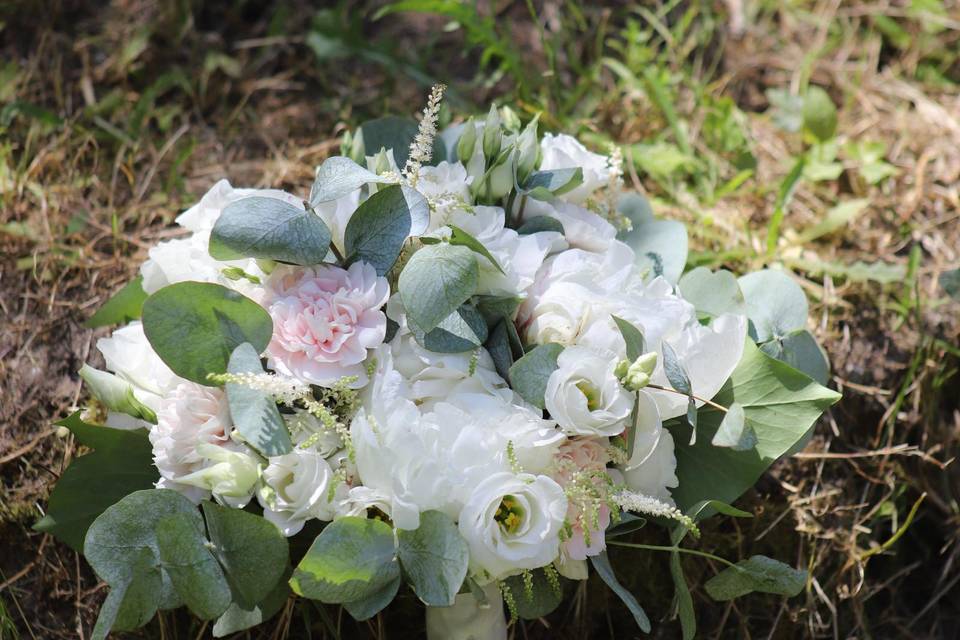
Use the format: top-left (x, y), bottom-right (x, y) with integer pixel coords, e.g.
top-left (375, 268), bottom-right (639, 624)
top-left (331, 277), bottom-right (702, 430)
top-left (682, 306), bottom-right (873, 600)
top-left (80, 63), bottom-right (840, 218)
top-left (458, 472), bottom-right (567, 581)
top-left (139, 230), bottom-right (264, 296)
top-left (544, 346), bottom-right (633, 437)
top-left (258, 449), bottom-right (340, 536)
top-left (538, 133), bottom-right (611, 204)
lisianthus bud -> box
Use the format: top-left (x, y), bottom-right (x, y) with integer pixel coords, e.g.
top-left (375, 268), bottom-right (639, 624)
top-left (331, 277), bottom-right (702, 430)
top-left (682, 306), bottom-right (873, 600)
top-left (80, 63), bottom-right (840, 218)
top-left (457, 116), bottom-right (477, 163)
top-left (500, 105), bottom-right (522, 132)
top-left (177, 443), bottom-right (261, 498)
top-left (342, 129), bottom-right (364, 164)
top-left (485, 148), bottom-right (515, 200)
top-left (367, 148), bottom-right (395, 176)
top-left (618, 352), bottom-right (658, 391)
top-left (516, 116), bottom-right (540, 183)
top-left (483, 104), bottom-right (502, 161)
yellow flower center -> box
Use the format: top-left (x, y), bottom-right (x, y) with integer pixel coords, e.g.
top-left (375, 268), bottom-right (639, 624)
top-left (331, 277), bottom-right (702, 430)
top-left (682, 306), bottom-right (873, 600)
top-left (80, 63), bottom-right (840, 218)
top-left (576, 380), bottom-right (602, 411)
top-left (495, 495), bottom-right (525, 534)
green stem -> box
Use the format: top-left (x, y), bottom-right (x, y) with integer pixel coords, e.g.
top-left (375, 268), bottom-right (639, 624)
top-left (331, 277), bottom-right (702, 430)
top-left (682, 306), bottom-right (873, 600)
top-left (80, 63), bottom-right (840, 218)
top-left (644, 383), bottom-right (728, 413)
top-left (607, 541), bottom-right (738, 568)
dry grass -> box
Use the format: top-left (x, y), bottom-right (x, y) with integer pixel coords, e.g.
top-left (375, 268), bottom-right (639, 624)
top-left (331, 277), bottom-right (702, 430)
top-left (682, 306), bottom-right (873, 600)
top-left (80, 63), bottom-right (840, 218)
top-left (1, 1), bottom-right (958, 638)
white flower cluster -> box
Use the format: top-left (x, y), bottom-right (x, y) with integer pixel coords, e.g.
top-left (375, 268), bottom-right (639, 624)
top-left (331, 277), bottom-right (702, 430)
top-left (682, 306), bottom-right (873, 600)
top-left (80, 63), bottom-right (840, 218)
top-left (92, 105), bottom-right (748, 587)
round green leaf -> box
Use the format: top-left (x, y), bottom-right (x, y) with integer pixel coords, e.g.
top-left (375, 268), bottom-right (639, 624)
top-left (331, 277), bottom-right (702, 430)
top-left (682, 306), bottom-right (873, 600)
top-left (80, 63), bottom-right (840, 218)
top-left (704, 555), bottom-right (806, 601)
top-left (156, 512), bottom-right (232, 620)
top-left (309, 155), bottom-right (389, 205)
top-left (397, 511), bottom-right (469, 606)
top-left (399, 243), bottom-right (479, 333)
top-left (290, 516), bottom-right (399, 604)
top-left (141, 282), bottom-right (273, 386)
top-left (678, 267), bottom-right (747, 320)
top-left (617, 193), bottom-right (688, 284)
top-left (344, 184), bottom-right (420, 276)
top-left (737, 270), bottom-right (808, 342)
top-left (201, 502), bottom-right (289, 609)
top-left (210, 196), bottom-right (332, 266)
top-left (503, 568), bottom-right (564, 620)
top-left (508, 343), bottom-right (564, 410)
top-left (760, 329), bottom-right (830, 386)
top-left (410, 304), bottom-right (488, 353)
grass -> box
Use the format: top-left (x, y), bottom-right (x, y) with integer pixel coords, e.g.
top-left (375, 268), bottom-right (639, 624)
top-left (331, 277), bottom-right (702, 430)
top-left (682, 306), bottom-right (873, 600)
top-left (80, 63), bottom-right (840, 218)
top-left (1, 0), bottom-right (959, 638)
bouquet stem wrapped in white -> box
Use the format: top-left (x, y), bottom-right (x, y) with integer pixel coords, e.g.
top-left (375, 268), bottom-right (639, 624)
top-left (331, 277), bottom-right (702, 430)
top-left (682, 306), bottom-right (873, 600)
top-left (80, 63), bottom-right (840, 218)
top-left (38, 86), bottom-right (839, 639)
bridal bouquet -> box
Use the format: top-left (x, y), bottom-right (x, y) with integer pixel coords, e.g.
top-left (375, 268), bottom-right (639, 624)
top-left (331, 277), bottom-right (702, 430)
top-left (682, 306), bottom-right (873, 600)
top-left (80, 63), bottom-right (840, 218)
top-left (38, 86), bottom-right (839, 639)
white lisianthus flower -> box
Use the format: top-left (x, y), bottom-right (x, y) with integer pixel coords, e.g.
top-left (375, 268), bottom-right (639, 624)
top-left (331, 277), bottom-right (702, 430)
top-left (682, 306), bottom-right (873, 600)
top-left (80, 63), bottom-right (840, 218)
top-left (524, 199), bottom-right (617, 253)
top-left (545, 346), bottom-right (634, 437)
top-left (264, 261), bottom-right (390, 388)
top-left (621, 428), bottom-right (679, 504)
top-left (258, 449), bottom-right (340, 536)
top-left (96, 321), bottom-right (183, 428)
top-left (538, 133), bottom-right (612, 204)
top-left (313, 190), bottom-right (361, 256)
top-left (458, 472), bottom-right (568, 581)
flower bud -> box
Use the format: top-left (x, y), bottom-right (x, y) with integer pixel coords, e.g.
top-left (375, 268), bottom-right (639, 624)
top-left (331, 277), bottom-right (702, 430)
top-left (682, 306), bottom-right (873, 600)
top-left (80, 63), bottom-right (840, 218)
top-left (342, 129), bottom-right (364, 164)
top-left (485, 147), bottom-right (515, 200)
top-left (483, 104), bottom-right (502, 161)
top-left (177, 444), bottom-right (261, 498)
top-left (515, 116), bottom-right (540, 183)
top-left (456, 117), bottom-right (477, 163)
top-left (500, 105), bottom-right (522, 132)
top-left (367, 148), bottom-right (394, 176)
top-left (618, 352), bottom-right (659, 391)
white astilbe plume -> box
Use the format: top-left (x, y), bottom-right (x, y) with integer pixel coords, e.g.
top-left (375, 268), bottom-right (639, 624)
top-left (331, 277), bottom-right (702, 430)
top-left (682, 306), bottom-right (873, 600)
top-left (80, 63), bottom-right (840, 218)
top-left (612, 489), bottom-right (699, 535)
top-left (403, 84), bottom-right (446, 188)
top-left (209, 371), bottom-right (310, 406)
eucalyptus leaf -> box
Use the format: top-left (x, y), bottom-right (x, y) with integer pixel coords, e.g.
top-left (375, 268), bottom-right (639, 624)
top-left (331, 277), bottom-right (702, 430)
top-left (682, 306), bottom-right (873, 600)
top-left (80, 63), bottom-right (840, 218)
top-left (85, 276), bottom-right (148, 327)
top-left (760, 329), bottom-right (830, 386)
top-left (141, 282), bottom-right (273, 386)
top-left (344, 184), bottom-right (427, 275)
top-left (612, 315), bottom-right (646, 361)
top-left (508, 342), bottom-right (564, 409)
top-left (201, 502), bottom-right (289, 609)
top-left (661, 341), bottom-right (692, 395)
top-left (225, 343), bottom-right (292, 457)
top-left (212, 573), bottom-right (289, 637)
top-left (590, 551), bottom-right (651, 633)
top-left (516, 215), bottom-right (564, 235)
top-left (704, 555), bottom-right (806, 601)
top-left (448, 225), bottom-right (504, 274)
top-left (356, 115), bottom-right (445, 169)
top-left (475, 295), bottom-right (523, 325)
top-left (678, 267), bottom-right (746, 320)
top-left (79, 364), bottom-right (157, 424)
top-left (410, 304), bottom-right (488, 353)
top-left (34, 413), bottom-right (155, 550)
top-left (155, 512), bottom-right (232, 620)
top-left (520, 167), bottom-right (583, 200)
top-left (343, 575), bottom-right (401, 621)
top-left (669, 550), bottom-right (696, 640)
top-left (210, 197), bottom-right (332, 266)
top-left (309, 155), bottom-right (389, 205)
top-left (290, 516), bottom-right (399, 604)
top-left (710, 403), bottom-right (756, 451)
top-left (397, 510), bottom-right (469, 606)
top-left (669, 340), bottom-right (840, 511)
top-left (503, 568), bottom-right (563, 619)
top-left (399, 243), bottom-right (479, 333)
top-left (485, 320), bottom-right (514, 380)
top-left (617, 193), bottom-right (688, 284)
top-left (738, 270), bottom-right (808, 342)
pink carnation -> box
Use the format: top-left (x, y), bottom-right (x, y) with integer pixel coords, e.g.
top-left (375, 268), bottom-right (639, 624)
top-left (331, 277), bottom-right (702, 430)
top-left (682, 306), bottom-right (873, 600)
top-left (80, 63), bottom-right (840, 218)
top-left (264, 262), bottom-right (389, 387)
top-left (552, 437), bottom-right (613, 561)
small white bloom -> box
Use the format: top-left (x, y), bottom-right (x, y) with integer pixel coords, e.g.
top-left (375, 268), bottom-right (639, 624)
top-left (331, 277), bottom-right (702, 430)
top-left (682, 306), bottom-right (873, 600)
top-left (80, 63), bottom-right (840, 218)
top-left (539, 133), bottom-right (611, 204)
top-left (176, 443), bottom-right (261, 503)
top-left (545, 346), bottom-right (634, 437)
top-left (458, 472), bottom-right (568, 580)
top-left (258, 449), bottom-right (340, 536)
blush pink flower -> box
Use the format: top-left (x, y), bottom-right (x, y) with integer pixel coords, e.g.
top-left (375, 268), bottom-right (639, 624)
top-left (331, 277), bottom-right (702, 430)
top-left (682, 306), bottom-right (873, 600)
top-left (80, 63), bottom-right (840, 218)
top-left (552, 437), bottom-right (614, 561)
top-left (264, 262), bottom-right (389, 387)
